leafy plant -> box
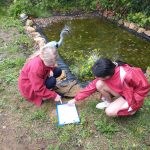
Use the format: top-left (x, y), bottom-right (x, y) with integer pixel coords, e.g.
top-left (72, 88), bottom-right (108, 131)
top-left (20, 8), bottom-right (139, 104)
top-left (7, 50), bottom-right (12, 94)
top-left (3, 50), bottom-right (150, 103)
top-left (94, 118), bottom-right (119, 135)
top-left (0, 17), bottom-right (24, 32)
top-left (59, 130), bottom-right (70, 143)
top-left (5, 73), bottom-right (17, 84)
top-left (6, 0), bottom-right (150, 25)
top-left (127, 12), bottom-right (150, 27)
top-left (98, 0), bottom-right (114, 10)
top-left (30, 109), bottom-right (47, 121)
top-left (130, 0), bottom-right (150, 16)
top-left (8, 0), bottom-right (32, 17)
top-left (70, 54), bottom-right (99, 81)
top-left (13, 34), bottom-right (33, 47)
top-left (0, 57), bottom-right (26, 70)
top-left (0, 59), bottom-right (16, 70)
top-left (47, 145), bottom-right (60, 150)
top-left (9, 0), bottom-right (53, 17)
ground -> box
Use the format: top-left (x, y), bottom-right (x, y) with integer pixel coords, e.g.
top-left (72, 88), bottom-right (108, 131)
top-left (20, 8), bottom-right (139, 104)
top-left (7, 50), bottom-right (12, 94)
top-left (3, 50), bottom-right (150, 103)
top-left (0, 17), bottom-right (150, 150)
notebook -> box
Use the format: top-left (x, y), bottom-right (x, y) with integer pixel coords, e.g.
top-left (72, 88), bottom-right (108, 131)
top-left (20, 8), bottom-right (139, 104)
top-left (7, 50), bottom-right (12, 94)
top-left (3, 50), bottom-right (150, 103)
top-left (56, 103), bottom-right (80, 126)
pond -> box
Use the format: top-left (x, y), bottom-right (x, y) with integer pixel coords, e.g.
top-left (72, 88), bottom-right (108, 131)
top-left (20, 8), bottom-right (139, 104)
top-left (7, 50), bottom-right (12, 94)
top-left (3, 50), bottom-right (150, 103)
top-left (42, 16), bottom-right (150, 81)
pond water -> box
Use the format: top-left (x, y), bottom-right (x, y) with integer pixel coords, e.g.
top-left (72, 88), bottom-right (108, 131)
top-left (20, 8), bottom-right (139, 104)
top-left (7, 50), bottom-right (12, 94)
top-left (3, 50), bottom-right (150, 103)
top-left (42, 16), bottom-right (150, 80)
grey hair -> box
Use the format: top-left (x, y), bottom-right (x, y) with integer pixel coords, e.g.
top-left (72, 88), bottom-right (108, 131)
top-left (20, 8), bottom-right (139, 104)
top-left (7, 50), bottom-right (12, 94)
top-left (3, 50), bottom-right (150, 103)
top-left (26, 43), bottom-right (58, 63)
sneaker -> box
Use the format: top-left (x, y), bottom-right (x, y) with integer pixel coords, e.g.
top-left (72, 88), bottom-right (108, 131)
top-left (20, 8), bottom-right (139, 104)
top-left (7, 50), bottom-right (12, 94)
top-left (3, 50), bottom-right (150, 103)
top-left (101, 97), bottom-right (106, 101)
top-left (96, 101), bottom-right (110, 109)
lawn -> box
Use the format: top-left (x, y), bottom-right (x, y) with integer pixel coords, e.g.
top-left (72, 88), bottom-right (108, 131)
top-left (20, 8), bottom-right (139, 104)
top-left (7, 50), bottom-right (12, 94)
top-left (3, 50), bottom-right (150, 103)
top-left (0, 16), bottom-right (150, 150)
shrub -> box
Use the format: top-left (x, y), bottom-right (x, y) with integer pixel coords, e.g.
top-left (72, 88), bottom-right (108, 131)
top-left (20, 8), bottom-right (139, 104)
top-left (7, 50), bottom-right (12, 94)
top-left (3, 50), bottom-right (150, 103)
top-left (127, 12), bottom-right (150, 27)
top-left (8, 0), bottom-right (52, 17)
top-left (8, 0), bottom-right (32, 17)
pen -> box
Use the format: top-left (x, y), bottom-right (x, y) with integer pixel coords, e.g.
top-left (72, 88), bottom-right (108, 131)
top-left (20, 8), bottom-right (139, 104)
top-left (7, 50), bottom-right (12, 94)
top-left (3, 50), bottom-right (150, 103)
top-left (60, 99), bottom-right (62, 104)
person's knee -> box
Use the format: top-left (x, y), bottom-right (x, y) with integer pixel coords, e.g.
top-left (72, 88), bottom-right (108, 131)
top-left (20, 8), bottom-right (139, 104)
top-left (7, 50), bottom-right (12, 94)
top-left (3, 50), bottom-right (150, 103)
top-left (96, 80), bottom-right (105, 91)
top-left (105, 107), bottom-right (117, 117)
top-left (45, 77), bottom-right (56, 89)
top-left (53, 67), bottom-right (62, 78)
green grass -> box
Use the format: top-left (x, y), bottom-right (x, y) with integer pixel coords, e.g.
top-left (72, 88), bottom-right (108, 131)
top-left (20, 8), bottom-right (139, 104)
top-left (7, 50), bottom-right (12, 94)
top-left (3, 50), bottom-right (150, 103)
top-left (29, 109), bottom-right (48, 121)
top-left (0, 17), bottom-right (24, 32)
top-left (0, 13), bottom-right (150, 150)
top-left (47, 145), bottom-right (60, 150)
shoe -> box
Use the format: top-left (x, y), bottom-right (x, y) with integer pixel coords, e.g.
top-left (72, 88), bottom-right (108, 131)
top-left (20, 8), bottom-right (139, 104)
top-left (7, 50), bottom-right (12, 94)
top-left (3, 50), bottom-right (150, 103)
top-left (96, 101), bottom-right (110, 109)
top-left (101, 97), bottom-right (106, 101)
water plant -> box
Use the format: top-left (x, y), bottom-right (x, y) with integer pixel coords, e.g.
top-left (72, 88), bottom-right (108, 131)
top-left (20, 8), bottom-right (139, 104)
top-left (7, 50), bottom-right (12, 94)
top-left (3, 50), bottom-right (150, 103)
top-left (70, 52), bottom-right (100, 81)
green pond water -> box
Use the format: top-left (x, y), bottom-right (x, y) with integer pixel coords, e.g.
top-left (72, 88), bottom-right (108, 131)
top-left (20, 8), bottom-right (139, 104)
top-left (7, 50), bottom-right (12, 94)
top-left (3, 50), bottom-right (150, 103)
top-left (42, 16), bottom-right (150, 79)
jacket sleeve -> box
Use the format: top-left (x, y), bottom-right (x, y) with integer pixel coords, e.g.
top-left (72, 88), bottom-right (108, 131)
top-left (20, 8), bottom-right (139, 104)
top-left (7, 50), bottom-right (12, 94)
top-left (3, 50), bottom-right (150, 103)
top-left (123, 68), bottom-right (150, 110)
top-left (28, 71), bottom-right (57, 99)
top-left (75, 79), bottom-right (98, 101)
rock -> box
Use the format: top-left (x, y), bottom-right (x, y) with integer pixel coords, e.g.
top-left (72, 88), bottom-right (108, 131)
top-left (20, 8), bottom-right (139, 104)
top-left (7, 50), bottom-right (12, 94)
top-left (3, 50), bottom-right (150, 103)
top-left (55, 80), bottom-right (80, 97)
top-left (30, 32), bottom-right (41, 38)
top-left (107, 10), bottom-right (115, 17)
top-left (38, 40), bottom-right (46, 48)
top-left (103, 10), bottom-right (108, 17)
top-left (33, 37), bottom-right (45, 43)
top-left (129, 23), bottom-right (138, 31)
top-left (20, 13), bottom-right (28, 21)
top-left (2, 126), bottom-right (6, 129)
top-left (124, 21), bottom-right (130, 28)
top-left (144, 30), bottom-right (150, 36)
top-left (57, 70), bottom-right (66, 81)
top-left (103, 10), bottom-right (115, 18)
top-left (137, 28), bottom-right (145, 33)
top-left (32, 25), bottom-right (37, 30)
top-left (25, 19), bottom-right (34, 26)
top-left (118, 19), bottom-right (124, 25)
top-left (33, 37), bottom-right (46, 48)
top-left (107, 16), bottom-right (114, 21)
top-left (63, 83), bottom-right (82, 97)
top-left (24, 26), bottom-right (36, 33)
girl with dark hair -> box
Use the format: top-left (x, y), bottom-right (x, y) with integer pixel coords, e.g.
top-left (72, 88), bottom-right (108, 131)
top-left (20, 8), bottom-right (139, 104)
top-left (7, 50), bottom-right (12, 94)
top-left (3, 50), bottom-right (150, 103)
top-left (68, 58), bottom-right (150, 117)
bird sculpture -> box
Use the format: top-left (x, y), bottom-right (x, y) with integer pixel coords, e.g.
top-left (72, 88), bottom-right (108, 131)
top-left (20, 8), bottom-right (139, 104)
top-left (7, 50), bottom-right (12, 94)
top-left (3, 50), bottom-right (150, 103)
top-left (46, 26), bottom-right (70, 49)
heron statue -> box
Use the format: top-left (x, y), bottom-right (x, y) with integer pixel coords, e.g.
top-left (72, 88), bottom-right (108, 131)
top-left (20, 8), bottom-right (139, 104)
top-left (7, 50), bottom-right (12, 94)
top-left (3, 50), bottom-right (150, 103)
top-left (45, 26), bottom-right (70, 49)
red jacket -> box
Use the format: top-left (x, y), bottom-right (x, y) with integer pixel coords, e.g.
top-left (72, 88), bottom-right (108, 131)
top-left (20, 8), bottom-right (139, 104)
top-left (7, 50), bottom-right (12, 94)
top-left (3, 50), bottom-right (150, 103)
top-left (75, 65), bottom-right (150, 116)
top-left (18, 56), bottom-right (57, 106)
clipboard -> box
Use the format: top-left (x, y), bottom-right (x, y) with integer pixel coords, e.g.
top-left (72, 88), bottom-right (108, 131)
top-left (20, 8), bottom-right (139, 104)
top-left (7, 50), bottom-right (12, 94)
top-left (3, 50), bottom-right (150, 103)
top-left (56, 103), bottom-right (80, 126)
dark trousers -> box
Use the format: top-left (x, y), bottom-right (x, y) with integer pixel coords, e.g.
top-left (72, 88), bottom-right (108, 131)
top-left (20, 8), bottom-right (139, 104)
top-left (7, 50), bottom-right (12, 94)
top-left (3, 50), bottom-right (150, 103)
top-left (45, 67), bottom-right (62, 89)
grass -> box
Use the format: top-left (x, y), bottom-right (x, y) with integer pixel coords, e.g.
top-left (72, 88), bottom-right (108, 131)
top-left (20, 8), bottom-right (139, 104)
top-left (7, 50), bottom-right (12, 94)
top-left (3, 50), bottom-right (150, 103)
top-left (0, 9), bottom-right (150, 150)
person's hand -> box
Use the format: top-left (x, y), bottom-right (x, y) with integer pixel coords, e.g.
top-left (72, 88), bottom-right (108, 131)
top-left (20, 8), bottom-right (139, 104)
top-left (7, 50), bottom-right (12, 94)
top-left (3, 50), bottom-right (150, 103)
top-left (54, 94), bottom-right (62, 104)
top-left (49, 70), bottom-right (54, 77)
top-left (67, 99), bottom-right (76, 106)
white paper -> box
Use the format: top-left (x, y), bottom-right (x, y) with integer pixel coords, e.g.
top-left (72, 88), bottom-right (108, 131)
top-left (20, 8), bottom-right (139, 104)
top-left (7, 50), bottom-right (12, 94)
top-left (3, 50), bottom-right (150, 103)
top-left (57, 103), bottom-right (80, 125)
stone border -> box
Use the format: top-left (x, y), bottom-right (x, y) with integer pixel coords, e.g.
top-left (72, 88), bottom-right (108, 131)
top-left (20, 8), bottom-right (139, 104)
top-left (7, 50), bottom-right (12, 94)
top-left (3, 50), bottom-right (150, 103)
top-left (33, 13), bottom-right (100, 28)
top-left (23, 19), bottom-right (47, 49)
top-left (101, 10), bottom-right (150, 42)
